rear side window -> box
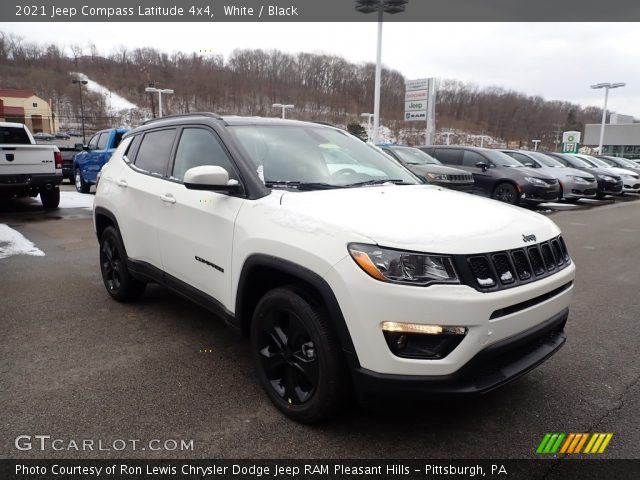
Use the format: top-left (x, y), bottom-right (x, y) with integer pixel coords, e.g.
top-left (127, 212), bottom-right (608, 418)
top-left (134, 129), bottom-right (177, 175)
top-left (0, 126), bottom-right (31, 144)
top-left (172, 128), bottom-right (237, 181)
top-left (123, 135), bottom-right (142, 163)
top-left (433, 149), bottom-right (462, 165)
top-left (97, 133), bottom-right (109, 150)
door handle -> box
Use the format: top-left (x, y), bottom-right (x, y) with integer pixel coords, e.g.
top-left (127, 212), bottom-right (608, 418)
top-left (116, 179), bottom-right (128, 188)
top-left (160, 193), bottom-right (176, 204)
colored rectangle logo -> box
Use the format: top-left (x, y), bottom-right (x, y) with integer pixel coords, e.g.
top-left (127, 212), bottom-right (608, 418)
top-left (537, 433), bottom-right (613, 455)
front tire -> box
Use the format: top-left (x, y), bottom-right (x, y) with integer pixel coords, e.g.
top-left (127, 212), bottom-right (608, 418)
top-left (99, 226), bottom-right (146, 301)
top-left (40, 187), bottom-right (60, 209)
top-left (250, 287), bottom-right (349, 423)
top-left (75, 168), bottom-right (91, 193)
top-left (492, 182), bottom-right (519, 205)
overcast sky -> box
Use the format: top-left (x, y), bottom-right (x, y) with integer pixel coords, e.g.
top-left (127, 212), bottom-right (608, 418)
top-left (2, 22), bottom-right (639, 116)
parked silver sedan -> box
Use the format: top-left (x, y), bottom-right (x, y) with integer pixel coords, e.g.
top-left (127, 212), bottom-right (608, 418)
top-left (502, 150), bottom-right (598, 200)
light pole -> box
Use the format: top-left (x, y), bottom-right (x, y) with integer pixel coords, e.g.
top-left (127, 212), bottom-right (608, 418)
top-left (591, 82), bottom-right (625, 154)
top-left (145, 86), bottom-right (174, 118)
top-left (356, 0), bottom-right (408, 145)
top-left (532, 139), bottom-right (541, 151)
top-left (442, 131), bottom-right (454, 145)
top-left (361, 113), bottom-right (374, 141)
top-left (272, 103), bottom-right (294, 119)
top-left (72, 77), bottom-right (88, 144)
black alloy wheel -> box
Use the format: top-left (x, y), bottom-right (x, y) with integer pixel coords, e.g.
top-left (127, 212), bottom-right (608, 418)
top-left (250, 287), bottom-right (348, 423)
top-left (493, 182), bottom-right (519, 205)
top-left (256, 308), bottom-right (319, 405)
top-left (99, 226), bottom-right (146, 301)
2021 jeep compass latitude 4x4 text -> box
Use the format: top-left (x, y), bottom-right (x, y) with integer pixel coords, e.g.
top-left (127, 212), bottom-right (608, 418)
top-left (94, 113), bottom-right (575, 422)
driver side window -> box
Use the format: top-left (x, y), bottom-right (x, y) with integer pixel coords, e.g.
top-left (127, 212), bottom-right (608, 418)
top-left (87, 134), bottom-right (100, 150)
top-left (462, 150), bottom-right (488, 167)
top-left (172, 128), bottom-right (237, 182)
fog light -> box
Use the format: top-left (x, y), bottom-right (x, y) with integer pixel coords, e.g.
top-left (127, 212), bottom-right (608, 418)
top-left (381, 322), bottom-right (467, 359)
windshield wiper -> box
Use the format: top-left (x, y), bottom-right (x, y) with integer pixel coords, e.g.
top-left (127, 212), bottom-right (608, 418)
top-left (344, 179), bottom-right (408, 187)
top-left (265, 181), bottom-right (344, 190)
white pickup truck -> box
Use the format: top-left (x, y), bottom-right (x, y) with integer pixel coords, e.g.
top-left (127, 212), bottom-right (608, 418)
top-left (0, 122), bottom-right (63, 208)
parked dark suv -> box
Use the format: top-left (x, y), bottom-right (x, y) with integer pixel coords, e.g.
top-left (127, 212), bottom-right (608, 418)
top-left (419, 146), bottom-right (560, 205)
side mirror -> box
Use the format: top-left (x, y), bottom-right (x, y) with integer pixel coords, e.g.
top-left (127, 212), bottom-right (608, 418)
top-left (475, 162), bottom-right (488, 172)
top-left (524, 162), bottom-right (536, 168)
top-left (74, 143), bottom-right (84, 151)
top-left (184, 165), bottom-right (240, 193)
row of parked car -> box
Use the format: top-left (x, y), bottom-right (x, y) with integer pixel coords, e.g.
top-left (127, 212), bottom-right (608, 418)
top-left (32, 130), bottom-right (82, 141)
top-left (379, 144), bottom-right (640, 207)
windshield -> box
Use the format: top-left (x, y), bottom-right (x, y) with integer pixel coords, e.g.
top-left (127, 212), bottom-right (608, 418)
top-left (483, 149), bottom-right (524, 167)
top-left (581, 155), bottom-right (610, 168)
top-left (614, 157), bottom-right (639, 168)
top-left (389, 147), bottom-right (441, 165)
top-left (561, 155), bottom-right (592, 168)
top-left (529, 152), bottom-right (565, 167)
top-left (229, 125), bottom-right (419, 188)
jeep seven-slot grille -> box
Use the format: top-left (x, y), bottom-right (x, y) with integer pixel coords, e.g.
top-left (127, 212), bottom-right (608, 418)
top-left (455, 236), bottom-right (571, 292)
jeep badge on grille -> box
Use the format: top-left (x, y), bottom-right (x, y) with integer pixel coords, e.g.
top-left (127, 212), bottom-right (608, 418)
top-left (523, 234), bottom-right (537, 243)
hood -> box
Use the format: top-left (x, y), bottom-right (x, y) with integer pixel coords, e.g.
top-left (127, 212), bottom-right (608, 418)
top-left (543, 166), bottom-right (596, 181)
top-left (278, 185), bottom-right (560, 254)
top-left (408, 164), bottom-right (471, 177)
top-left (610, 167), bottom-right (639, 177)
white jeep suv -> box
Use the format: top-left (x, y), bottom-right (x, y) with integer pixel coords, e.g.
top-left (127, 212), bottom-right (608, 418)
top-left (94, 113), bottom-right (575, 422)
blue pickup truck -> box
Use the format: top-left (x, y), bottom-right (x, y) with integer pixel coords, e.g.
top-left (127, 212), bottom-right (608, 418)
top-left (73, 128), bottom-right (128, 193)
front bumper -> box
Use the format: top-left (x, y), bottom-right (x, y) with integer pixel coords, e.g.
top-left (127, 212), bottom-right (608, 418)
top-left (520, 183), bottom-right (560, 203)
top-left (622, 180), bottom-right (640, 193)
top-left (326, 255), bottom-right (575, 377)
top-left (561, 179), bottom-right (598, 199)
top-left (598, 179), bottom-right (624, 196)
top-left (353, 307), bottom-right (567, 399)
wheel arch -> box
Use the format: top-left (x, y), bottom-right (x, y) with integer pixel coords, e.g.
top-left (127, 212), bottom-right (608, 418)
top-left (235, 254), bottom-right (360, 370)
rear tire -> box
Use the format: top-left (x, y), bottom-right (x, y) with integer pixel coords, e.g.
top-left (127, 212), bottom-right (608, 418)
top-left (492, 182), bottom-right (519, 205)
top-left (99, 226), bottom-right (146, 301)
top-left (40, 187), bottom-right (60, 209)
top-left (75, 168), bottom-right (91, 194)
top-left (250, 287), bottom-right (349, 423)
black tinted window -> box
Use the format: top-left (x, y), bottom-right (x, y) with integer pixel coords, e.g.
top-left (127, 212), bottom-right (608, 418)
top-left (0, 126), bottom-right (30, 144)
top-left (462, 150), bottom-right (488, 167)
top-left (113, 131), bottom-right (125, 149)
top-left (172, 128), bottom-right (236, 181)
top-left (97, 133), bottom-right (109, 150)
top-left (434, 149), bottom-right (462, 165)
top-left (134, 129), bottom-right (177, 175)
top-left (509, 152), bottom-right (533, 165)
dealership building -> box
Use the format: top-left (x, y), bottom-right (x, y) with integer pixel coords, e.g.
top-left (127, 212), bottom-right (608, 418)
top-left (583, 114), bottom-right (640, 159)
top-left (0, 89), bottom-right (59, 134)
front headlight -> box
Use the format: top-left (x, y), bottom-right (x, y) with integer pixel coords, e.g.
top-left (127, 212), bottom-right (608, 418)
top-left (568, 175), bottom-right (590, 184)
top-left (348, 243), bottom-right (459, 286)
top-left (597, 174), bottom-right (616, 181)
top-left (524, 176), bottom-right (547, 186)
top-left (426, 173), bottom-right (449, 181)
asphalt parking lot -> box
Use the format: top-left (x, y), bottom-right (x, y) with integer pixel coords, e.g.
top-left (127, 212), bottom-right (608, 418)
top-left (1, 186), bottom-right (639, 461)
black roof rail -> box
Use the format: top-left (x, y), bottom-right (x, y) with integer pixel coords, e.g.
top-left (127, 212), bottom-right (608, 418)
top-left (142, 112), bottom-right (224, 125)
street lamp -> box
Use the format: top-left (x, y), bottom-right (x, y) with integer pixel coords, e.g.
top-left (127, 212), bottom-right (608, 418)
top-left (591, 82), bottom-right (626, 154)
top-left (442, 131), bottom-right (454, 145)
top-left (356, 0), bottom-right (408, 144)
top-left (532, 139), bottom-right (541, 151)
top-left (145, 86), bottom-right (174, 118)
top-left (71, 77), bottom-right (88, 144)
top-left (360, 113), bottom-right (374, 141)
top-left (272, 103), bottom-right (294, 119)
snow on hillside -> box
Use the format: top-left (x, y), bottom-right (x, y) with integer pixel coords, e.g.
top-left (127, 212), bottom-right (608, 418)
top-left (71, 72), bottom-right (138, 115)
